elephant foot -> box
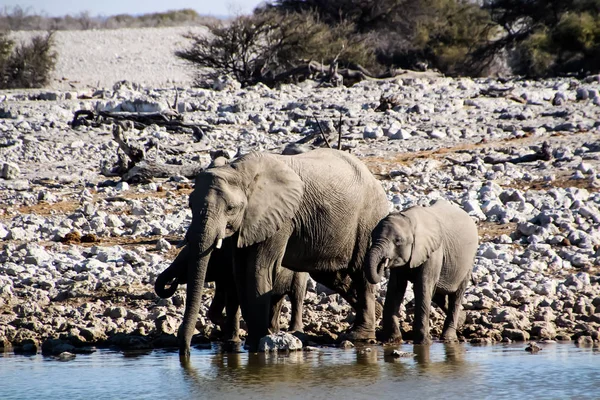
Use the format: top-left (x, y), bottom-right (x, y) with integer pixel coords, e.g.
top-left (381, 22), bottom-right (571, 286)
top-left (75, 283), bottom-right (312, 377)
top-left (378, 331), bottom-right (403, 344)
top-left (221, 340), bottom-right (244, 353)
top-left (288, 325), bottom-right (304, 334)
top-left (342, 327), bottom-right (376, 343)
top-left (441, 330), bottom-right (459, 343)
top-left (225, 335), bottom-right (242, 343)
top-left (413, 335), bottom-right (433, 346)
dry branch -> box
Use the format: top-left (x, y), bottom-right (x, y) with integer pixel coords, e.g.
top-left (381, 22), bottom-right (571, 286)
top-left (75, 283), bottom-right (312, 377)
top-left (72, 109), bottom-right (208, 140)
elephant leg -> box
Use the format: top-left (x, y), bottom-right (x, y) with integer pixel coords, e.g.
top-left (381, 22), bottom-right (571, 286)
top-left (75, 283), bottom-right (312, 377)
top-left (207, 283), bottom-right (227, 326)
top-left (412, 253), bottom-right (442, 345)
top-left (309, 270), bottom-right (381, 339)
top-left (288, 273), bottom-right (307, 333)
top-left (269, 294), bottom-right (285, 333)
top-left (441, 278), bottom-right (468, 343)
top-left (382, 269), bottom-right (407, 343)
top-left (223, 289), bottom-right (241, 343)
top-left (241, 237), bottom-right (287, 351)
top-left (433, 293), bottom-right (448, 314)
top-left (346, 272), bottom-right (377, 340)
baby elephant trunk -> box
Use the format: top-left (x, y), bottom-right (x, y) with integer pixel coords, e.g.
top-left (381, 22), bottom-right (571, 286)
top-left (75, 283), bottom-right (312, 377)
top-left (365, 243), bottom-right (390, 285)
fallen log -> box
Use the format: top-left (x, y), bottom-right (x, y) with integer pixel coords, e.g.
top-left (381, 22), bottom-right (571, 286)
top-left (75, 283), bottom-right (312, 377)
top-left (71, 109), bottom-right (208, 141)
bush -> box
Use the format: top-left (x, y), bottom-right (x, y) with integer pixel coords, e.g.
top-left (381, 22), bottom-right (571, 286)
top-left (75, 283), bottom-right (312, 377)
top-left (0, 31), bottom-right (57, 89)
top-left (267, 0), bottom-right (497, 76)
top-left (485, 0), bottom-right (600, 76)
top-left (176, 9), bottom-right (377, 86)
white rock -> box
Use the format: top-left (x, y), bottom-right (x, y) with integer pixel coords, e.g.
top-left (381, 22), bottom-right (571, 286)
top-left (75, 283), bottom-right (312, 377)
top-left (1, 162), bottom-right (20, 179)
top-left (155, 238), bottom-right (171, 251)
top-left (0, 223), bottom-right (9, 240)
top-left (115, 181), bottom-right (129, 191)
top-left (577, 162), bottom-right (594, 174)
top-left (258, 332), bottom-right (303, 352)
top-left (105, 214), bottom-right (124, 228)
top-left (25, 245), bottom-right (53, 265)
top-left (428, 129), bottom-right (447, 139)
top-left (363, 125), bottom-right (384, 139)
top-left (462, 199), bottom-right (486, 219)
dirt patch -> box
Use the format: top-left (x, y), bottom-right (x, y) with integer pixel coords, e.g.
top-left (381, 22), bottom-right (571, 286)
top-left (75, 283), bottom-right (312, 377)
top-left (15, 200), bottom-right (80, 217)
top-left (477, 221), bottom-right (517, 242)
top-left (361, 130), bottom-right (597, 179)
top-left (506, 172), bottom-right (597, 191)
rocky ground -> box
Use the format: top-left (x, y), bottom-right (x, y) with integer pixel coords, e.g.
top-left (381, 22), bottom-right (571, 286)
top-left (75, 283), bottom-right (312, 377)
top-left (1, 29), bottom-right (600, 356)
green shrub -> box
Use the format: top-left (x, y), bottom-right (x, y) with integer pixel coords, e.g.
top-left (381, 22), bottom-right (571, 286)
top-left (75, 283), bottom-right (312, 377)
top-left (267, 0), bottom-right (497, 76)
top-left (485, 0), bottom-right (600, 76)
top-left (514, 29), bottom-right (555, 76)
top-left (0, 32), bottom-right (57, 89)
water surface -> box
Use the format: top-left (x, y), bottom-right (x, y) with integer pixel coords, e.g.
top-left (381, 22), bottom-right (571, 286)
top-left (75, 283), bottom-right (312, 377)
top-left (1, 343), bottom-right (598, 399)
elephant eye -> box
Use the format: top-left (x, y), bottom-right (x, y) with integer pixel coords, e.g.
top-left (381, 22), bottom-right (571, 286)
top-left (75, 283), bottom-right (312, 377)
top-left (226, 204), bottom-right (238, 214)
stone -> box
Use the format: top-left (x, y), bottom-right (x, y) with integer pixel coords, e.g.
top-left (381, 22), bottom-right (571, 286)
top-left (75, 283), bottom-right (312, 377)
top-left (1, 162), bottom-right (20, 179)
top-left (115, 181), bottom-right (129, 191)
top-left (24, 245), bottom-right (53, 265)
top-left (576, 88), bottom-right (590, 101)
top-left (363, 125), bottom-right (384, 139)
top-left (42, 338), bottom-right (76, 356)
top-left (57, 352), bottom-right (76, 361)
top-left (531, 321), bottom-right (556, 339)
top-left (552, 92), bottom-right (567, 106)
top-left (391, 350), bottom-right (414, 357)
top-left (155, 238), bottom-right (172, 251)
top-left (428, 129), bottom-right (447, 139)
top-left (575, 335), bottom-right (594, 346)
top-left (105, 307), bottom-right (128, 319)
top-left (338, 340), bottom-right (355, 349)
top-left (258, 332), bottom-right (303, 352)
top-left (155, 315), bottom-right (178, 335)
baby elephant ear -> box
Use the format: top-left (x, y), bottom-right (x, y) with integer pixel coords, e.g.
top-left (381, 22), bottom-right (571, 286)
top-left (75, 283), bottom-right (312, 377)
top-left (406, 207), bottom-right (443, 268)
top-left (237, 153), bottom-right (304, 247)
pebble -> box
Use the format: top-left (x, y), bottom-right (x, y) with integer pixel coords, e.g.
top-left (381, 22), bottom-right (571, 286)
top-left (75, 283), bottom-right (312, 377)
top-left (1, 65), bottom-right (599, 354)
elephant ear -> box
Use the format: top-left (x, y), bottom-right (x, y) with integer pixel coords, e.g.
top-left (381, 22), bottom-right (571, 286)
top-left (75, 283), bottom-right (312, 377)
top-left (235, 153), bottom-right (304, 247)
top-left (405, 207), bottom-right (443, 268)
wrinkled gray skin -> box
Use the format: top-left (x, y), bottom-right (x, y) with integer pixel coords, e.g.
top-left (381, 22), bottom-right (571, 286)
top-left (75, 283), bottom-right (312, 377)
top-left (155, 239), bottom-right (308, 340)
top-left (365, 200), bottom-right (478, 345)
top-left (180, 148), bottom-right (389, 358)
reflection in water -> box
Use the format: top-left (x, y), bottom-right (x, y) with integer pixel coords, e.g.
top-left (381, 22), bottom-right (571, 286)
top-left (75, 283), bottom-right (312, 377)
top-left (412, 342), bottom-right (468, 375)
top-left (2, 343), bottom-right (600, 400)
top-left (182, 343), bottom-right (384, 396)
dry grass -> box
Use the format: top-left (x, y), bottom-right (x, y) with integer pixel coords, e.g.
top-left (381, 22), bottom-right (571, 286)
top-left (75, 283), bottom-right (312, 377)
top-left (6, 185), bottom-right (193, 218)
top-left (477, 221), bottom-right (517, 242)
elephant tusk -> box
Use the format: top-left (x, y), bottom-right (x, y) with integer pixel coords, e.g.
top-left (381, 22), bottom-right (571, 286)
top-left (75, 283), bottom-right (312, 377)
top-left (215, 238), bottom-right (223, 249)
top-left (383, 258), bottom-right (390, 269)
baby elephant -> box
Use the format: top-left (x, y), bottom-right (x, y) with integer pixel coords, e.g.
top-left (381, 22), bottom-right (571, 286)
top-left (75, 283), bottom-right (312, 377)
top-left (365, 199), bottom-right (478, 345)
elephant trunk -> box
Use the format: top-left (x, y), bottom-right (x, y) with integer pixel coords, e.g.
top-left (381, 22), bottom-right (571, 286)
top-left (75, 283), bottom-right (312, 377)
top-left (155, 269), bottom-right (179, 298)
top-left (155, 245), bottom-right (191, 298)
top-left (178, 215), bottom-right (220, 360)
top-left (365, 242), bottom-right (390, 285)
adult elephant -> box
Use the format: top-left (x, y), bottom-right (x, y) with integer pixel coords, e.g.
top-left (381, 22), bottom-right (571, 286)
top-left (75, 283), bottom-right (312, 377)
top-left (155, 239), bottom-right (308, 340)
top-left (364, 199), bottom-right (478, 344)
top-left (179, 148), bottom-right (389, 358)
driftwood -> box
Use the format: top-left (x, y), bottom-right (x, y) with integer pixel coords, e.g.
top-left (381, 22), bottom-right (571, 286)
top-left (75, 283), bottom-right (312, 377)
top-left (121, 161), bottom-right (203, 183)
top-left (446, 142), bottom-right (553, 166)
top-left (483, 142), bottom-right (552, 165)
top-left (264, 60), bottom-right (442, 87)
top-left (72, 109), bottom-right (207, 141)
top-left (101, 124), bottom-right (205, 184)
